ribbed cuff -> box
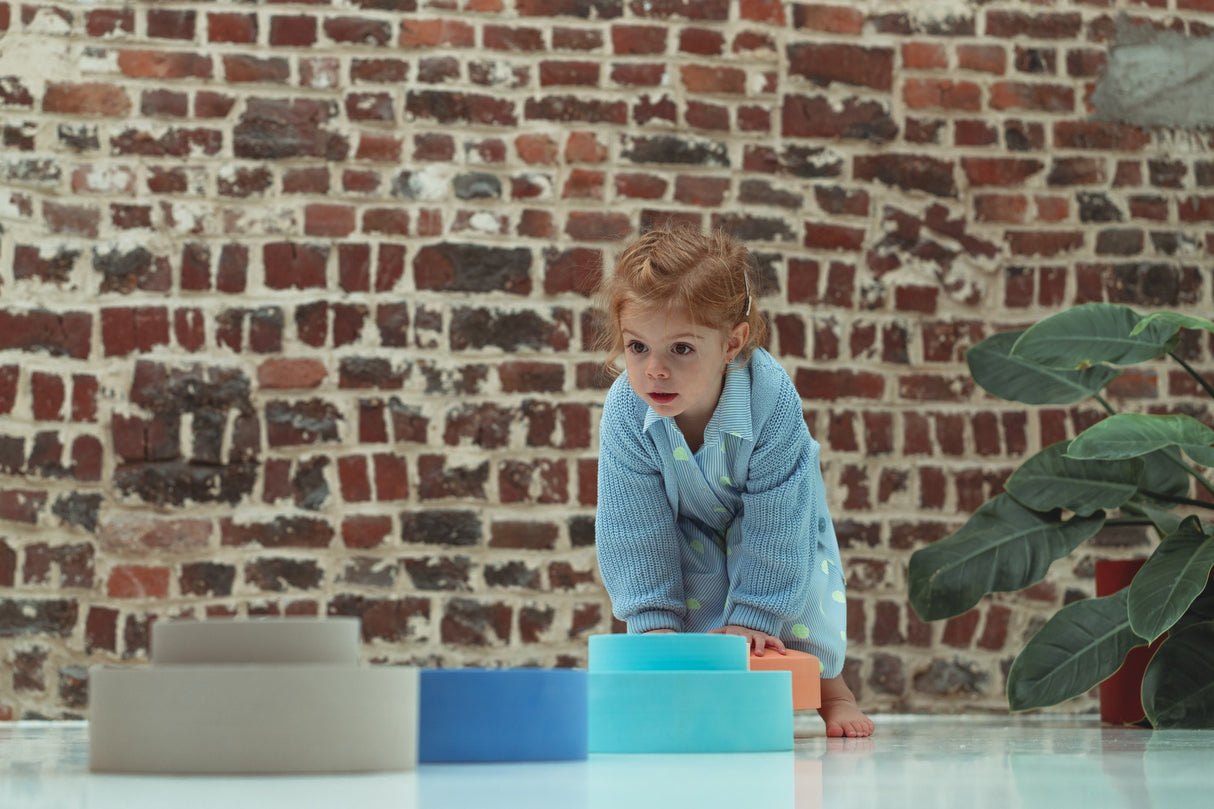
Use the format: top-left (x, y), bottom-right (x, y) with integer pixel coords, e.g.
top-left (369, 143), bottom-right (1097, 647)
top-left (722, 604), bottom-right (782, 637)
top-left (627, 610), bottom-right (683, 634)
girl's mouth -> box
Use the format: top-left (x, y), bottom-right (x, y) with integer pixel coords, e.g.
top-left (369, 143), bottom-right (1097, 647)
top-left (651, 392), bottom-right (677, 404)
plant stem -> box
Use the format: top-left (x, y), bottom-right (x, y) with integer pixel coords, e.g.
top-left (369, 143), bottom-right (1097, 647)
top-left (1093, 393), bottom-right (1116, 416)
top-left (1170, 351), bottom-right (1214, 402)
top-left (1138, 489), bottom-right (1214, 511)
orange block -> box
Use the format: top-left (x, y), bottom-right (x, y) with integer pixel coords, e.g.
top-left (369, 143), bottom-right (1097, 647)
top-left (749, 649), bottom-right (821, 710)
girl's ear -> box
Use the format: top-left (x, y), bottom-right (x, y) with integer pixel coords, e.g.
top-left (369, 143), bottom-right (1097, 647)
top-left (726, 321), bottom-right (749, 362)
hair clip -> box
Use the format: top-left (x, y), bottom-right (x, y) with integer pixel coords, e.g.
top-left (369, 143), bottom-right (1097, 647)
top-left (743, 270), bottom-right (752, 317)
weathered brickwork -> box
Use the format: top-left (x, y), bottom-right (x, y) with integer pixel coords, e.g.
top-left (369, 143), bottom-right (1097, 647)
top-left (1, 0), bottom-right (1212, 720)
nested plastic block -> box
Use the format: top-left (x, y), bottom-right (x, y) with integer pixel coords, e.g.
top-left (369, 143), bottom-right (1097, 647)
top-left (749, 649), bottom-right (822, 710)
top-left (588, 632), bottom-right (748, 672)
top-left (419, 668), bottom-right (588, 763)
top-left (89, 664), bottom-right (418, 774)
top-left (588, 669), bottom-right (793, 753)
top-left (152, 616), bottom-right (360, 665)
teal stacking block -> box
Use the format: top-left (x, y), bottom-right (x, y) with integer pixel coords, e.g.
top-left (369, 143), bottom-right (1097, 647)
top-left (588, 669), bottom-right (793, 753)
top-left (589, 633), bottom-right (748, 672)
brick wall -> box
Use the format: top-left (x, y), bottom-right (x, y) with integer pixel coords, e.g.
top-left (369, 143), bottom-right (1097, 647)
top-left (2, 0), bottom-right (1212, 719)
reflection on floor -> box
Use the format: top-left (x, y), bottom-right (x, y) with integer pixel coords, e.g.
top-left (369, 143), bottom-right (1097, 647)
top-left (3, 714), bottom-right (1211, 809)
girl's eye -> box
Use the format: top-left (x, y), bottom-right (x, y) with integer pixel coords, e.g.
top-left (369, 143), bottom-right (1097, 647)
top-left (627, 341), bottom-right (647, 354)
top-left (672, 343), bottom-right (694, 356)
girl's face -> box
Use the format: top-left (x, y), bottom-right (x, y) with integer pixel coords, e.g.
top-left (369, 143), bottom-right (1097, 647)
top-left (619, 302), bottom-right (748, 431)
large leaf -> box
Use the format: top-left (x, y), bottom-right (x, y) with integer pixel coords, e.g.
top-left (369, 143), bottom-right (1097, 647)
top-left (1067, 413), bottom-right (1214, 467)
top-left (908, 494), bottom-right (1105, 621)
top-left (1005, 441), bottom-right (1143, 517)
top-left (966, 330), bottom-right (1120, 405)
top-left (1142, 621), bottom-right (1214, 728)
top-left (1011, 303), bottom-right (1180, 369)
top-left (1135, 448), bottom-right (1194, 504)
top-left (1173, 579), bottom-right (1214, 635)
top-left (1007, 589), bottom-right (1144, 712)
top-left (1121, 501), bottom-right (1186, 539)
top-left (1127, 517), bottom-right (1214, 642)
top-left (1131, 311), bottom-right (1214, 337)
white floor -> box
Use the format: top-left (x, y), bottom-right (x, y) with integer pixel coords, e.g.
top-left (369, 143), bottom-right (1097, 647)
top-left (2, 714), bottom-right (1210, 809)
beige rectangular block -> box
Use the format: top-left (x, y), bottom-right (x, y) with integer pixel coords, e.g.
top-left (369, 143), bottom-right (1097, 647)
top-left (89, 664), bottom-right (418, 774)
top-left (151, 617), bottom-right (361, 665)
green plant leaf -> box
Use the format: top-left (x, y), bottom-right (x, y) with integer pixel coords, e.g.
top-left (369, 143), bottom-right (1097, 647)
top-left (908, 494), bottom-right (1105, 621)
top-left (1136, 448), bottom-right (1194, 504)
top-left (966, 330), bottom-right (1120, 405)
top-left (1142, 621), bottom-right (1214, 728)
top-left (1127, 517), bottom-right (1214, 642)
top-left (1011, 303), bottom-right (1180, 369)
top-left (1067, 413), bottom-right (1214, 467)
top-left (1174, 578), bottom-right (1214, 635)
top-left (1007, 589), bottom-right (1144, 712)
top-left (1130, 311), bottom-right (1214, 337)
top-left (1121, 501), bottom-right (1185, 539)
top-left (1005, 441), bottom-right (1143, 517)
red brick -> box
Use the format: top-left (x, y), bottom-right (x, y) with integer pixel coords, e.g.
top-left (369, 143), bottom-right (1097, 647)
top-left (792, 4), bottom-right (865, 34)
top-left (974, 193), bottom-right (1028, 223)
top-left (342, 515), bottom-right (392, 549)
top-left (788, 43), bottom-right (894, 91)
top-left (903, 79), bottom-right (981, 111)
top-left (1054, 121), bottom-right (1150, 151)
top-left (85, 8), bottom-right (133, 37)
top-left (258, 358), bottom-right (327, 390)
top-left (174, 308), bottom-right (205, 353)
top-left (953, 44), bottom-right (1002, 74)
top-left (374, 453), bottom-right (410, 501)
top-left (325, 16), bottom-right (391, 45)
top-left (400, 19), bottom-right (475, 48)
top-left (30, 373), bottom-right (64, 421)
top-left (148, 9), bottom-right (195, 40)
top-left (955, 120), bottom-right (998, 147)
top-left (902, 42), bottom-right (948, 69)
top-left (804, 223), bottom-right (866, 251)
top-left (208, 12), bottom-right (257, 43)
top-left (43, 83), bottom-right (130, 116)
top-left (681, 65), bottom-right (746, 94)
top-left (270, 15), bottom-right (317, 46)
top-left (566, 212), bottom-right (630, 241)
top-left (224, 55), bottom-right (290, 84)
top-left (962, 157), bottom-right (1044, 186)
top-left (107, 565), bottom-right (171, 598)
top-left (990, 81), bottom-right (1074, 112)
top-left (1007, 230), bottom-right (1085, 257)
top-left (305, 204), bottom-right (356, 237)
top-left (612, 25), bottom-right (667, 54)
top-left (118, 50), bottom-right (212, 80)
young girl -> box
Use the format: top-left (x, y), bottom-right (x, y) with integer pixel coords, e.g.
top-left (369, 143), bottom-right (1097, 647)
top-left (593, 226), bottom-right (874, 738)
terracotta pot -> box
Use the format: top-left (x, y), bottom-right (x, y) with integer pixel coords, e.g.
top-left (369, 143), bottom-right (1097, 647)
top-left (1094, 558), bottom-right (1164, 725)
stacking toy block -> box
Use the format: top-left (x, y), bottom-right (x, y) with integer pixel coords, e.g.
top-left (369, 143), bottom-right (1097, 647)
top-left (588, 634), bottom-right (793, 754)
top-left (89, 618), bottom-right (419, 774)
top-left (419, 668), bottom-right (587, 763)
top-left (89, 664), bottom-right (419, 774)
top-left (749, 649), bottom-right (821, 710)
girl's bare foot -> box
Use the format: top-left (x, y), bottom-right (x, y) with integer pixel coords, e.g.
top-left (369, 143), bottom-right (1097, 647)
top-left (818, 675), bottom-right (874, 738)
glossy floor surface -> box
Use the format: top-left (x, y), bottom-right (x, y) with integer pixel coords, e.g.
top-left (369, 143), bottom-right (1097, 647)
top-left (3, 714), bottom-right (1210, 809)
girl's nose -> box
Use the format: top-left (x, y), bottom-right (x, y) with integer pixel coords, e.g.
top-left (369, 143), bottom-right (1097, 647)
top-left (646, 355), bottom-right (669, 378)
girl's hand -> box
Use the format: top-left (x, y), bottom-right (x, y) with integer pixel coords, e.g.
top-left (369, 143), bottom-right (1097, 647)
top-left (644, 628), bottom-right (676, 634)
top-left (708, 625), bottom-right (786, 656)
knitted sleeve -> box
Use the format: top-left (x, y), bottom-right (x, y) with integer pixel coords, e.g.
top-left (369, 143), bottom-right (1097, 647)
top-left (594, 376), bottom-right (686, 633)
top-left (723, 371), bottom-right (820, 635)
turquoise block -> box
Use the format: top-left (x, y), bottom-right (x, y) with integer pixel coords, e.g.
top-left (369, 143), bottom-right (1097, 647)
top-left (588, 670), bottom-right (793, 754)
top-left (589, 633), bottom-right (748, 672)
